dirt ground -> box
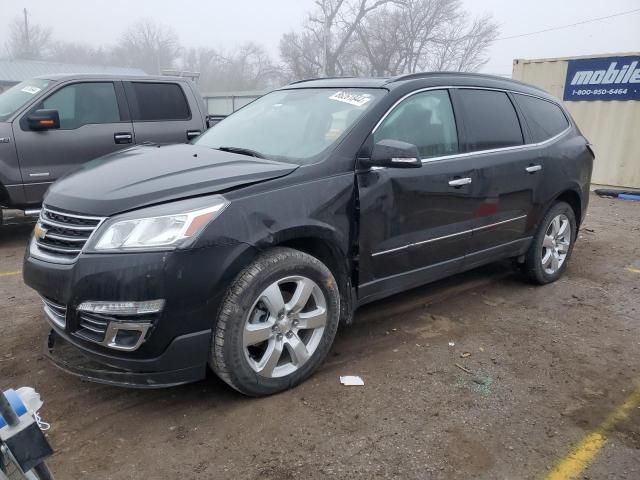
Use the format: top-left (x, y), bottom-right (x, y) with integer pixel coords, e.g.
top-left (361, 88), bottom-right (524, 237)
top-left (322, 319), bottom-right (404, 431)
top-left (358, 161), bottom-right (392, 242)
top-left (1, 193), bottom-right (639, 480)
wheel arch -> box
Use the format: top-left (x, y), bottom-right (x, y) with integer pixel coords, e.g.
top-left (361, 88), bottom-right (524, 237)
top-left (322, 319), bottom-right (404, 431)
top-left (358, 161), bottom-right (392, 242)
top-left (552, 188), bottom-right (583, 227)
top-left (258, 229), bottom-right (356, 325)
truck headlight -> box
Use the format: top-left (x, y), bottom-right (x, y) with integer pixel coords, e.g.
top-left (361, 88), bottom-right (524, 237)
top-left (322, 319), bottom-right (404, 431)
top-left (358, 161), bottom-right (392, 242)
top-left (87, 195), bottom-right (228, 252)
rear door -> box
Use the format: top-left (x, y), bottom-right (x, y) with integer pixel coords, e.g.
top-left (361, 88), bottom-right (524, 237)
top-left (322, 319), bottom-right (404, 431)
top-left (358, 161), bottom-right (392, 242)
top-left (13, 81), bottom-right (133, 204)
top-left (124, 81), bottom-right (204, 144)
top-left (451, 88), bottom-right (544, 268)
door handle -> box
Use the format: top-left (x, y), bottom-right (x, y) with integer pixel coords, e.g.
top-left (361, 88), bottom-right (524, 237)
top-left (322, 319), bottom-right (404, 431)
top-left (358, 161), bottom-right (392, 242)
top-left (186, 130), bottom-right (202, 140)
top-left (114, 132), bottom-right (133, 144)
top-left (448, 177), bottom-right (472, 187)
top-left (526, 165), bottom-right (542, 173)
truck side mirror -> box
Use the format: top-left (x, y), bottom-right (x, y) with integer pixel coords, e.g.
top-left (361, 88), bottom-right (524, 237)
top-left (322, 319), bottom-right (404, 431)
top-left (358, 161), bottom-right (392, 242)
top-left (27, 109), bottom-right (60, 131)
top-left (360, 139), bottom-right (422, 169)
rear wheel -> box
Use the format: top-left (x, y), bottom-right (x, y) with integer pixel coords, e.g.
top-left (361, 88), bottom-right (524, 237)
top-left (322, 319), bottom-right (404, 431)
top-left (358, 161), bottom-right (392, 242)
top-left (523, 201), bottom-right (577, 284)
top-left (210, 247), bottom-right (340, 396)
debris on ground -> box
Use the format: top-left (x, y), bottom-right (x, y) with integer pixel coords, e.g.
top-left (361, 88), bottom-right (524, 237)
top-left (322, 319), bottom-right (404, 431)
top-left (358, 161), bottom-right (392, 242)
top-left (455, 363), bottom-right (473, 374)
top-left (339, 376), bottom-right (364, 386)
top-left (448, 341), bottom-right (455, 347)
top-left (461, 352), bottom-right (471, 358)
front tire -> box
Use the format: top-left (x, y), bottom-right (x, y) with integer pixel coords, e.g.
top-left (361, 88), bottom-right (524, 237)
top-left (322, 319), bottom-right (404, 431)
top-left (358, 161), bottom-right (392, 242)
top-left (523, 201), bottom-right (577, 285)
top-left (210, 247), bottom-right (340, 396)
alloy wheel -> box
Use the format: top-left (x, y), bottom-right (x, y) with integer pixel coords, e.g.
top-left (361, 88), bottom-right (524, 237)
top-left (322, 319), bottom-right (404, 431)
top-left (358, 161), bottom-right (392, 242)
top-left (243, 276), bottom-right (327, 378)
top-left (541, 213), bottom-right (571, 275)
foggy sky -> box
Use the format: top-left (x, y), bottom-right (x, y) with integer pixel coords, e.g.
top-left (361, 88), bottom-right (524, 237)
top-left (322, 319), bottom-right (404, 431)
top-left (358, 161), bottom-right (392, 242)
top-left (1, 0), bottom-right (639, 76)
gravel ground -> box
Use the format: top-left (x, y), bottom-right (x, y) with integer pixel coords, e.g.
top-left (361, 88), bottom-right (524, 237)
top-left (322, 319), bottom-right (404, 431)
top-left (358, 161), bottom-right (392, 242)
top-left (0, 193), bottom-right (638, 479)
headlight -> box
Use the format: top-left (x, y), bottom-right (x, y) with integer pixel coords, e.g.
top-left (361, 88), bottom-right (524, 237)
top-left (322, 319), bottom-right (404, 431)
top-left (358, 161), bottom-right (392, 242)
top-left (87, 195), bottom-right (228, 252)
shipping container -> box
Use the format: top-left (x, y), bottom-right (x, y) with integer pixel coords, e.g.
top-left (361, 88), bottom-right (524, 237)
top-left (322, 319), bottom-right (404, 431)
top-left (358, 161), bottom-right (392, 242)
top-left (513, 53), bottom-right (640, 189)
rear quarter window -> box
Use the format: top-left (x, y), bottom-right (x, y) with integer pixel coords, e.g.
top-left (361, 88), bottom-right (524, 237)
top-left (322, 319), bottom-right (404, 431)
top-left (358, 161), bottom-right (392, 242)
top-left (513, 93), bottom-right (569, 143)
top-left (456, 89), bottom-right (524, 151)
top-left (129, 82), bottom-right (190, 121)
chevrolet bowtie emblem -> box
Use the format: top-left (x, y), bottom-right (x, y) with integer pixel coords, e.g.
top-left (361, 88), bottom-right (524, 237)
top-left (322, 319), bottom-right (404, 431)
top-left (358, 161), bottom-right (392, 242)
top-left (34, 222), bottom-right (48, 241)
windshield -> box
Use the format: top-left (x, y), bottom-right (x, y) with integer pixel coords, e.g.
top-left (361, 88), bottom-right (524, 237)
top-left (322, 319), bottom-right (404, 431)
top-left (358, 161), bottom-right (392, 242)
top-left (0, 79), bottom-right (51, 122)
top-left (195, 88), bottom-right (385, 164)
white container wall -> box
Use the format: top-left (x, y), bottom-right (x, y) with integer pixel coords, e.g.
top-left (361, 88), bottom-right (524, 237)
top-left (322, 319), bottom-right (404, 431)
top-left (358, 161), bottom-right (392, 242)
top-left (513, 53), bottom-right (640, 189)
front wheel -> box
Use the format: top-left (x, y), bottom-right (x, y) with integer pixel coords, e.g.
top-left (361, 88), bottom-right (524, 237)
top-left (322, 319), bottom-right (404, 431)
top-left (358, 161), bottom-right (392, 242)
top-left (523, 201), bottom-right (577, 285)
top-left (210, 247), bottom-right (341, 396)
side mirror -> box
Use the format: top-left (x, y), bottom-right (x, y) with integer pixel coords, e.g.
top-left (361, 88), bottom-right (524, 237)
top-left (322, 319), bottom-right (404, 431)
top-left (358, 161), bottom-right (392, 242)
top-left (27, 109), bottom-right (60, 131)
top-left (361, 139), bottom-right (422, 169)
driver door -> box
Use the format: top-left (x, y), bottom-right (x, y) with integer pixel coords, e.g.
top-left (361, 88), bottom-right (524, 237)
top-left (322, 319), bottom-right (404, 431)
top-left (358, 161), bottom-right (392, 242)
top-left (13, 81), bottom-right (133, 204)
top-left (357, 89), bottom-right (483, 301)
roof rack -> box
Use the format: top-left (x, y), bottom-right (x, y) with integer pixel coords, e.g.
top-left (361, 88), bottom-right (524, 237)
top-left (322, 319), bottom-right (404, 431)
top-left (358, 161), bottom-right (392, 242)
top-left (384, 71), bottom-right (509, 84)
top-left (384, 71), bottom-right (545, 92)
top-left (288, 76), bottom-right (356, 85)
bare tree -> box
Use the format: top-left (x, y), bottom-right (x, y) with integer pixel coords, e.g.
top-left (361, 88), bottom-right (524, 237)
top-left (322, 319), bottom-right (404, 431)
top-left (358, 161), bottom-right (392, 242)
top-left (279, 31), bottom-right (325, 80)
top-left (435, 13), bottom-right (499, 72)
top-left (355, 0), bottom-right (498, 74)
top-left (48, 42), bottom-right (114, 66)
top-left (281, 0), bottom-right (398, 79)
top-left (5, 12), bottom-right (52, 59)
top-left (182, 43), bottom-right (283, 92)
top-left (353, 6), bottom-right (406, 76)
top-left (116, 19), bottom-right (181, 74)
top-left (282, 0), bottom-right (498, 80)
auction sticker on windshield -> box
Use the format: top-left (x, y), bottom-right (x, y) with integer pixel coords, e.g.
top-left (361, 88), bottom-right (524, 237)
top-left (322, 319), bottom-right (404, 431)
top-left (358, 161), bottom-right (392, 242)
top-left (329, 91), bottom-right (372, 107)
top-left (21, 86), bottom-right (42, 95)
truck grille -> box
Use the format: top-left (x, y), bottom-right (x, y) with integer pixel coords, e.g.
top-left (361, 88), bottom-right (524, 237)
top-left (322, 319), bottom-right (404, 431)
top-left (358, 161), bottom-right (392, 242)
top-left (36, 207), bottom-right (104, 258)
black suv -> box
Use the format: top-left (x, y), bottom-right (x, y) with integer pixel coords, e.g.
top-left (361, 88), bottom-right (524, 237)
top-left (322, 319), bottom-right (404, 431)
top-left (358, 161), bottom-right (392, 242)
top-left (23, 73), bottom-right (593, 396)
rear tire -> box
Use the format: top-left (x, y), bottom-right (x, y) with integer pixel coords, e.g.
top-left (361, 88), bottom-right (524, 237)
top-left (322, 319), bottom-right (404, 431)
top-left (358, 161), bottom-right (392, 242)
top-left (210, 247), bottom-right (340, 396)
top-left (523, 201), bottom-right (577, 285)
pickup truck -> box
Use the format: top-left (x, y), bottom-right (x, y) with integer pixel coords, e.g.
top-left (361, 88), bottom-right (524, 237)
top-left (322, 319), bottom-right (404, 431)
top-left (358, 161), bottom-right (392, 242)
top-left (0, 74), bottom-right (209, 221)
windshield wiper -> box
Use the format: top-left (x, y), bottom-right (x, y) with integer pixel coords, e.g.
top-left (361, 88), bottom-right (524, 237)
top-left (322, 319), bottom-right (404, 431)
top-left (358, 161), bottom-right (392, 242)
top-left (218, 146), bottom-right (266, 159)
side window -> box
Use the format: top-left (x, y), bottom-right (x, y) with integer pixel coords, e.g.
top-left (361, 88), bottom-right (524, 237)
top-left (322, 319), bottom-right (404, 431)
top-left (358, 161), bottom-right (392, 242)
top-left (456, 89), bottom-right (523, 151)
top-left (130, 82), bottom-right (190, 121)
top-left (41, 82), bottom-right (120, 129)
top-left (513, 94), bottom-right (569, 143)
top-left (375, 90), bottom-right (459, 159)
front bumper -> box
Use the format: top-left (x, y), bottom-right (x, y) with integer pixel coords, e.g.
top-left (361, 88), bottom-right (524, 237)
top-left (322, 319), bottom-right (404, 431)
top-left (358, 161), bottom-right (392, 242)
top-left (23, 236), bottom-right (257, 387)
top-left (46, 329), bottom-right (209, 388)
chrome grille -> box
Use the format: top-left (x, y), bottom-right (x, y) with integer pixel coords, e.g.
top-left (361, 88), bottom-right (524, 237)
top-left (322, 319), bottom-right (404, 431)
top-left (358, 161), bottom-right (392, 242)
top-left (41, 296), bottom-right (67, 329)
top-left (36, 207), bottom-right (104, 258)
top-left (77, 312), bottom-right (109, 343)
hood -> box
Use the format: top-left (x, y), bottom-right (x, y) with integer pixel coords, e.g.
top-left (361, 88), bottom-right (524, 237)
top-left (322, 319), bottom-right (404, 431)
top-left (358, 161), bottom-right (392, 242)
top-left (44, 144), bottom-right (298, 216)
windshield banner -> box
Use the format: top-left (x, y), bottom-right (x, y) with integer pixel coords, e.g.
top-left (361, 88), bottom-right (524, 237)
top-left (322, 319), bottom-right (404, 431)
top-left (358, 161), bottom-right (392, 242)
top-left (563, 55), bottom-right (640, 101)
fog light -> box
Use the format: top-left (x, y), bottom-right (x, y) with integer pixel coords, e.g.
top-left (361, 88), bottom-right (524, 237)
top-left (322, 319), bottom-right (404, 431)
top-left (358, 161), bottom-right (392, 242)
top-left (77, 300), bottom-right (165, 315)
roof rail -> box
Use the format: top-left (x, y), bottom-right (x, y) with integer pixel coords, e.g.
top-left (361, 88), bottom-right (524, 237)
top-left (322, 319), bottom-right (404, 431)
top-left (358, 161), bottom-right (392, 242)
top-left (384, 71), bottom-right (511, 84)
top-left (385, 71), bottom-right (544, 87)
top-left (384, 71), bottom-right (547, 92)
top-left (288, 76), bottom-right (356, 85)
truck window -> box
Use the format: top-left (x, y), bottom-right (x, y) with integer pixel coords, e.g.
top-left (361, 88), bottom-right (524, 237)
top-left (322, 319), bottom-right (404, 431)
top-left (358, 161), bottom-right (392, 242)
top-left (375, 89), bottom-right (459, 159)
top-left (41, 82), bottom-right (121, 129)
top-left (513, 94), bottom-right (569, 143)
top-left (130, 82), bottom-right (191, 121)
top-left (456, 89), bottom-right (523, 151)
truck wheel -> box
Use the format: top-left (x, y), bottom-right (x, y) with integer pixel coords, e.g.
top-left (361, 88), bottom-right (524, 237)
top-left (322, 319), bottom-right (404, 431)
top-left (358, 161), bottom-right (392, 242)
top-left (523, 201), bottom-right (577, 285)
top-left (210, 247), bottom-right (340, 396)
